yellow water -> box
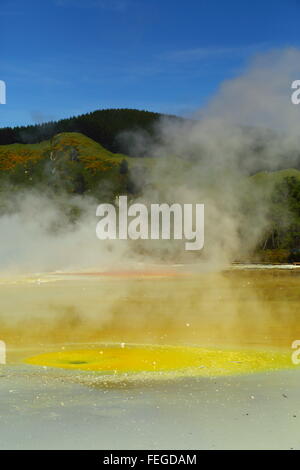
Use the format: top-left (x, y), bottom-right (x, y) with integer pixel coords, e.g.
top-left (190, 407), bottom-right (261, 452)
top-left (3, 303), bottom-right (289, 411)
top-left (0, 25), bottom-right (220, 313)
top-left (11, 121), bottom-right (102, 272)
top-left (1, 268), bottom-right (300, 379)
top-left (25, 344), bottom-right (293, 377)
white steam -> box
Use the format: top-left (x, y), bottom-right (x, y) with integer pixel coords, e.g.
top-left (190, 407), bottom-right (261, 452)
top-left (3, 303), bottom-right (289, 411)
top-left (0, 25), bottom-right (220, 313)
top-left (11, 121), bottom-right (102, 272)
top-left (1, 48), bottom-right (300, 273)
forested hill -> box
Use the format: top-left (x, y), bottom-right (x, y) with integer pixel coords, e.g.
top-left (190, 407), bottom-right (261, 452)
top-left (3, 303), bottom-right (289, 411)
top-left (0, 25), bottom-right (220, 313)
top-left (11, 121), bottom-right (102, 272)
top-left (0, 108), bottom-right (181, 156)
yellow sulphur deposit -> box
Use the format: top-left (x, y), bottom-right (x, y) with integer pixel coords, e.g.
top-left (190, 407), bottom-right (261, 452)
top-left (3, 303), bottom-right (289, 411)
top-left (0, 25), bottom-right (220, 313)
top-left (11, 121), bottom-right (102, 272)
top-left (25, 344), bottom-right (293, 377)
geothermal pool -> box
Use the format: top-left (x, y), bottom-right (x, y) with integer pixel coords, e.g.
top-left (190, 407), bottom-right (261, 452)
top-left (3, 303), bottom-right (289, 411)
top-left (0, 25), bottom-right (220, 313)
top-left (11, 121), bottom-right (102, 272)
top-left (0, 267), bottom-right (300, 449)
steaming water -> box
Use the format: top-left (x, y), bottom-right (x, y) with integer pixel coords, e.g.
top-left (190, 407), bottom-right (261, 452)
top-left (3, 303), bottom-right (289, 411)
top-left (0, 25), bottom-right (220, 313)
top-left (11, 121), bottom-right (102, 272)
top-left (1, 267), bottom-right (300, 449)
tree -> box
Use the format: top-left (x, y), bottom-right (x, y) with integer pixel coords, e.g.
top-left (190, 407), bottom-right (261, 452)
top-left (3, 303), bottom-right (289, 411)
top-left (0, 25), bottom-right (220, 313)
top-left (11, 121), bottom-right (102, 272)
top-left (119, 159), bottom-right (128, 175)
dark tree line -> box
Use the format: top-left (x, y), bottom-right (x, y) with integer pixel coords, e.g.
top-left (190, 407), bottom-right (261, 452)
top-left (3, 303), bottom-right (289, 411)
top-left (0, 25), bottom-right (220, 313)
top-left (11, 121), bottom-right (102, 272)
top-left (263, 176), bottom-right (300, 250)
top-left (0, 108), bottom-right (179, 156)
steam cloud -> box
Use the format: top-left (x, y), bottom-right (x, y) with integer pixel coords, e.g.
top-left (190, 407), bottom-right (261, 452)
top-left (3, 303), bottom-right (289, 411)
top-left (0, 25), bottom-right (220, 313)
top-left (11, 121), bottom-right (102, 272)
top-left (2, 48), bottom-right (300, 273)
top-left (2, 48), bottom-right (300, 348)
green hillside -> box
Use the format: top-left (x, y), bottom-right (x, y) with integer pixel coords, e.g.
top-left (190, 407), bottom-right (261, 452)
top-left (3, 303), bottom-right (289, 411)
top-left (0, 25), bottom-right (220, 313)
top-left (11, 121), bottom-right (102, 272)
top-left (0, 132), bottom-right (154, 198)
top-left (251, 168), bottom-right (300, 186)
top-left (1, 128), bottom-right (300, 257)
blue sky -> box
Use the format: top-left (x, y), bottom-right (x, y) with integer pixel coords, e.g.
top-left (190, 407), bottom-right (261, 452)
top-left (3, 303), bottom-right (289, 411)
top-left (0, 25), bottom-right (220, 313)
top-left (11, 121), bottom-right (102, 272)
top-left (1, 0), bottom-right (300, 127)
